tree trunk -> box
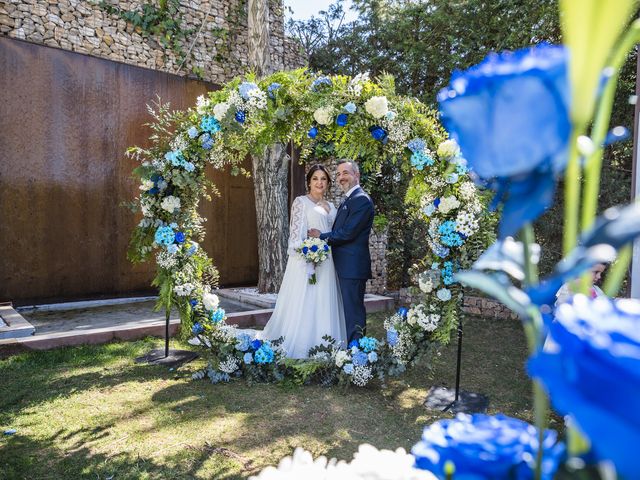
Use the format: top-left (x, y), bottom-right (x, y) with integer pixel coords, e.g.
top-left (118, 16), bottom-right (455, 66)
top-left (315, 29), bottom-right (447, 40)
top-left (252, 143), bottom-right (290, 293)
top-left (247, 0), bottom-right (272, 76)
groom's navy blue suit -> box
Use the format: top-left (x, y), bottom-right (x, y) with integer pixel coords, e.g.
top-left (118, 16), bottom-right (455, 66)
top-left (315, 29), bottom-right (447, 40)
top-left (320, 186), bottom-right (374, 343)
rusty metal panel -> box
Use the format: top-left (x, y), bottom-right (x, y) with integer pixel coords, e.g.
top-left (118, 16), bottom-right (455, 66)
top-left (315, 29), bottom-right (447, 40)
top-left (0, 37), bottom-right (258, 304)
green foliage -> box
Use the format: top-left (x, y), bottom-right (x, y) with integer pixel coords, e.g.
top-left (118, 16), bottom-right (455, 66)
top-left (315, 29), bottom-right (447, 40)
top-left (283, 358), bottom-right (330, 385)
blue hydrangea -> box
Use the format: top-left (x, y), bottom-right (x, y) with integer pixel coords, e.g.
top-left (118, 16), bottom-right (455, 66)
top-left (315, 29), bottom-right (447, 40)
top-left (267, 82), bottom-right (281, 99)
top-left (254, 344), bottom-right (274, 364)
top-left (441, 231), bottom-right (464, 247)
top-left (407, 138), bottom-right (426, 153)
top-left (343, 363), bottom-right (354, 375)
top-left (423, 204), bottom-right (436, 216)
top-left (187, 243), bottom-right (198, 256)
top-left (368, 352), bottom-right (378, 363)
top-left (184, 162), bottom-right (195, 172)
top-left (352, 351), bottom-right (369, 367)
top-left (359, 336), bottom-right (378, 353)
top-left (387, 327), bottom-right (399, 346)
top-left (344, 102), bottom-right (357, 113)
top-left (456, 161), bottom-right (469, 175)
top-left (243, 352), bottom-right (253, 364)
top-left (154, 226), bottom-right (175, 246)
top-left (187, 126), bottom-right (199, 138)
top-left (210, 308), bottom-right (225, 323)
top-left (192, 322), bottom-right (204, 335)
top-left (238, 81), bottom-right (259, 100)
top-left (200, 116), bottom-right (221, 134)
top-left (446, 172), bottom-right (459, 184)
top-left (200, 133), bottom-right (214, 150)
top-left (432, 242), bottom-right (451, 258)
top-left (439, 221), bottom-right (457, 235)
top-left (167, 244), bottom-right (178, 254)
top-left (165, 149), bottom-right (185, 167)
top-left (411, 151), bottom-right (434, 170)
top-left (311, 76), bottom-right (332, 91)
top-left (235, 333), bottom-right (251, 352)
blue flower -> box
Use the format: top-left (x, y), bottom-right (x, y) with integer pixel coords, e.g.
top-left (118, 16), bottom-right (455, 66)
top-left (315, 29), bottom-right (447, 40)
top-left (348, 340), bottom-right (360, 349)
top-left (302, 246), bottom-right (309, 254)
top-left (369, 125), bottom-right (388, 143)
top-left (438, 44), bottom-right (570, 238)
top-left (165, 149), bottom-right (185, 167)
top-left (423, 204), bottom-right (436, 216)
top-left (397, 307), bottom-right (408, 318)
top-left (412, 413), bottom-right (564, 480)
top-left (235, 333), bottom-right (251, 352)
top-left (344, 102), bottom-right (357, 114)
top-left (358, 336), bottom-right (378, 353)
top-left (154, 226), bottom-right (175, 246)
top-left (335, 113), bottom-right (348, 127)
top-left (407, 138), bottom-right (426, 153)
top-left (192, 322), bottom-right (204, 335)
top-left (308, 126), bottom-right (318, 139)
top-left (174, 231), bottom-right (186, 243)
top-left (310, 244), bottom-right (318, 252)
top-left (200, 133), bottom-right (214, 150)
top-left (343, 363), bottom-right (354, 375)
top-left (254, 344), bottom-right (274, 364)
top-left (528, 295), bottom-right (640, 477)
top-left (200, 116), bottom-right (221, 134)
top-left (184, 162), bottom-right (195, 172)
top-left (386, 328), bottom-right (398, 346)
top-left (167, 244), bottom-right (178, 254)
top-left (210, 308), bottom-right (225, 323)
top-left (235, 110), bottom-right (246, 124)
top-left (368, 352), bottom-right (378, 362)
top-left (238, 81), bottom-right (259, 100)
top-left (243, 352), bottom-right (253, 364)
top-left (187, 126), bottom-right (199, 138)
top-left (323, 244), bottom-right (329, 251)
top-left (352, 351), bottom-right (368, 367)
top-left (446, 172), bottom-right (459, 184)
top-left (189, 299), bottom-right (198, 307)
top-left (267, 82), bottom-right (281, 99)
top-left (456, 161), bottom-right (469, 175)
top-left (411, 151), bottom-right (434, 170)
top-left (250, 339), bottom-right (263, 350)
top-left (187, 242), bottom-right (199, 256)
top-left (311, 76), bottom-right (332, 91)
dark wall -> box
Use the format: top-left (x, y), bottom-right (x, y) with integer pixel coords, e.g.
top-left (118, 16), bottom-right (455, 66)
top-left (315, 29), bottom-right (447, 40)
top-left (0, 37), bottom-right (258, 304)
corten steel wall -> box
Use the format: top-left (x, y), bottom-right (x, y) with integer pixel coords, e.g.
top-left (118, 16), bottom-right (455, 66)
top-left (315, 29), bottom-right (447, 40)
top-left (0, 37), bottom-right (258, 304)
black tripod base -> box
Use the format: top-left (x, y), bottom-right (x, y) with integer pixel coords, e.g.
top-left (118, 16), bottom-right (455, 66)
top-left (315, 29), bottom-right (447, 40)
top-left (135, 349), bottom-right (199, 368)
top-left (424, 386), bottom-right (489, 414)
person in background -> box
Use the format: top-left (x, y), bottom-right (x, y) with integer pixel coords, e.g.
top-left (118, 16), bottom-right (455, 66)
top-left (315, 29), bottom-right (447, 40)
top-left (555, 262), bottom-right (607, 306)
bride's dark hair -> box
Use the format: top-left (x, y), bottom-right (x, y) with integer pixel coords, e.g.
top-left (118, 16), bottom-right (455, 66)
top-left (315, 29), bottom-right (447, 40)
top-left (306, 164), bottom-right (332, 190)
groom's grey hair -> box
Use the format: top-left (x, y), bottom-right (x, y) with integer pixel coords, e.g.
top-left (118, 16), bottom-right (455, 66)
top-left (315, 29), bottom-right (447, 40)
top-left (338, 159), bottom-right (360, 175)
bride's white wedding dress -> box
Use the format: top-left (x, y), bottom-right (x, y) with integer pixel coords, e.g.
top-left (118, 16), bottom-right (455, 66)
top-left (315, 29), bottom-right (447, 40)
top-left (261, 195), bottom-right (347, 358)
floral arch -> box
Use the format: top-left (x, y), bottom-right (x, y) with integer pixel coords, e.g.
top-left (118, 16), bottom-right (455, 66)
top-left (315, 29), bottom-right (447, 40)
top-left (128, 68), bottom-right (492, 386)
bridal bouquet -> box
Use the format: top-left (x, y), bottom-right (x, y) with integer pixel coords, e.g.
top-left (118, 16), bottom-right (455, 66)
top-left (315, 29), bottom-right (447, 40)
top-left (297, 237), bottom-right (330, 284)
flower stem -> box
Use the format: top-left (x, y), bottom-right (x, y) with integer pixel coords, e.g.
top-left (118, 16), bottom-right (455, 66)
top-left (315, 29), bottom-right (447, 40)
top-left (533, 380), bottom-right (549, 480)
top-left (522, 224), bottom-right (538, 286)
top-left (604, 244), bottom-right (632, 296)
top-left (563, 129), bottom-right (582, 255)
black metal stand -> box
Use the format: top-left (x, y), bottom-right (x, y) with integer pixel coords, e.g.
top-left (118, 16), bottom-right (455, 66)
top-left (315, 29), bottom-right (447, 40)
top-left (424, 316), bottom-right (488, 414)
top-left (135, 308), bottom-right (198, 368)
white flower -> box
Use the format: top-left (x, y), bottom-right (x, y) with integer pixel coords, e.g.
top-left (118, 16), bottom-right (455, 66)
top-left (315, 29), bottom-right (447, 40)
top-left (174, 283), bottom-right (195, 296)
top-left (139, 179), bottom-right (155, 191)
top-left (247, 88), bottom-right (268, 110)
top-left (364, 96), bottom-right (389, 119)
top-left (408, 305), bottom-right (438, 331)
top-left (437, 195), bottom-right (460, 214)
top-left (196, 95), bottom-right (210, 114)
top-left (156, 250), bottom-right (178, 269)
top-left (340, 444), bottom-right (438, 480)
top-left (335, 350), bottom-right (350, 367)
top-left (213, 102), bottom-right (230, 121)
top-left (218, 355), bottom-right (239, 373)
top-left (351, 365), bottom-right (373, 387)
top-left (459, 181), bottom-right (477, 200)
top-left (202, 292), bottom-right (220, 311)
top-left (312, 351), bottom-right (331, 361)
top-left (161, 195), bottom-right (181, 213)
top-left (418, 276), bottom-right (434, 293)
top-left (437, 139), bottom-right (460, 160)
top-left (437, 288), bottom-right (452, 301)
top-left (313, 106), bottom-right (334, 125)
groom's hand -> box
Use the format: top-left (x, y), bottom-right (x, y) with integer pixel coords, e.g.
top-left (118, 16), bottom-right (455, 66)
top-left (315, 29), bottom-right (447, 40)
top-left (308, 228), bottom-right (321, 238)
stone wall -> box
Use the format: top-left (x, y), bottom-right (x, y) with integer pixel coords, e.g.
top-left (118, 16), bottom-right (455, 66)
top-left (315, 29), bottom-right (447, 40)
top-left (0, 0), bottom-right (307, 84)
top-left (396, 288), bottom-right (519, 320)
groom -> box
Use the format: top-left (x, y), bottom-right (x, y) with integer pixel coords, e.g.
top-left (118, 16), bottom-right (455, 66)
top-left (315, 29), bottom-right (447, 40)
top-left (309, 160), bottom-right (374, 344)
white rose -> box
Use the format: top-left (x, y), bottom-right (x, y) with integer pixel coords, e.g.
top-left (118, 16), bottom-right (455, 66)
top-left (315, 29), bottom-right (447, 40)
top-left (364, 96), bottom-right (389, 119)
top-left (202, 292), bottom-right (219, 312)
top-left (213, 102), bottom-right (230, 121)
top-left (438, 195), bottom-right (460, 214)
top-left (437, 139), bottom-right (460, 160)
top-left (160, 195), bottom-right (181, 213)
top-left (313, 106), bottom-right (334, 125)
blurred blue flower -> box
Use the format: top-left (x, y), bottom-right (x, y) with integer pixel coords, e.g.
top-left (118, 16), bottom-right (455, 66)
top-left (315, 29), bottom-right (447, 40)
top-left (184, 162), bottom-right (195, 172)
top-left (167, 244), bottom-right (178, 254)
top-left (323, 244), bottom-right (329, 251)
top-left (438, 44), bottom-right (570, 238)
top-left (308, 126), bottom-right (318, 139)
top-left (235, 110), bottom-right (246, 124)
top-left (302, 246), bottom-right (309, 254)
top-left (238, 81), bottom-right (259, 100)
top-left (344, 102), bottom-right (357, 113)
top-left (528, 295), bottom-right (640, 477)
top-left (336, 113), bottom-right (348, 127)
top-left (192, 322), bottom-right (204, 335)
top-left (189, 299), bottom-right (198, 307)
top-left (200, 116), bottom-right (221, 134)
top-left (311, 76), bottom-right (332, 91)
top-left (200, 132), bottom-right (214, 150)
top-left (386, 327), bottom-right (398, 346)
top-left (369, 125), bottom-right (388, 143)
top-left (359, 336), bottom-right (378, 353)
top-left (348, 340), bottom-right (359, 348)
top-left (446, 172), bottom-right (459, 184)
top-left (411, 151), bottom-right (434, 170)
top-left (267, 82), bottom-right (281, 99)
top-left (423, 204), bottom-right (436, 216)
top-left (412, 413), bottom-right (564, 480)
top-left (310, 244), bottom-right (318, 252)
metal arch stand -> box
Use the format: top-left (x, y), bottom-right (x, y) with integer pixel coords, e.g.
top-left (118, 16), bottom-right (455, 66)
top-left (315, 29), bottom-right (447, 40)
top-left (134, 308), bottom-right (198, 368)
top-left (424, 315), bottom-right (489, 414)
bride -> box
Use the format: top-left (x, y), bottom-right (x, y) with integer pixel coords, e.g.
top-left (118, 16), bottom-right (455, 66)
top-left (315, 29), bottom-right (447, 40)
top-left (260, 164), bottom-right (347, 358)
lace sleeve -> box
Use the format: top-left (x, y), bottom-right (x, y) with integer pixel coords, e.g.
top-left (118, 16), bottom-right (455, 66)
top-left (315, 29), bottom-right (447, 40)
top-left (287, 196), bottom-right (307, 255)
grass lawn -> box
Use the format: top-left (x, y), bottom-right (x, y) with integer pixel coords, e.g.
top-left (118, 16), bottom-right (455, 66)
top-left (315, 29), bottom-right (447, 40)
top-left (0, 312), bottom-right (539, 479)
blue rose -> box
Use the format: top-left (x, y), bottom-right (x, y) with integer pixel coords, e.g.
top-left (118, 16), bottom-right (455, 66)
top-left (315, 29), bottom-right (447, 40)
top-left (438, 44), bottom-right (570, 238)
top-left (192, 322), bottom-right (204, 335)
top-left (302, 246), bottom-right (309, 255)
top-left (235, 110), bottom-right (246, 124)
top-left (189, 299), bottom-right (198, 307)
top-left (369, 125), bottom-right (388, 143)
top-left (323, 244), bottom-right (329, 251)
top-left (174, 231), bottom-right (186, 243)
top-left (348, 340), bottom-right (359, 349)
top-left (308, 126), bottom-right (318, 139)
top-left (336, 113), bottom-right (348, 127)
top-left (528, 295), bottom-right (640, 477)
top-left (397, 307), bottom-right (408, 318)
top-left (250, 339), bottom-right (263, 350)
top-left (310, 244), bottom-right (318, 252)
top-left (412, 413), bottom-right (564, 480)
